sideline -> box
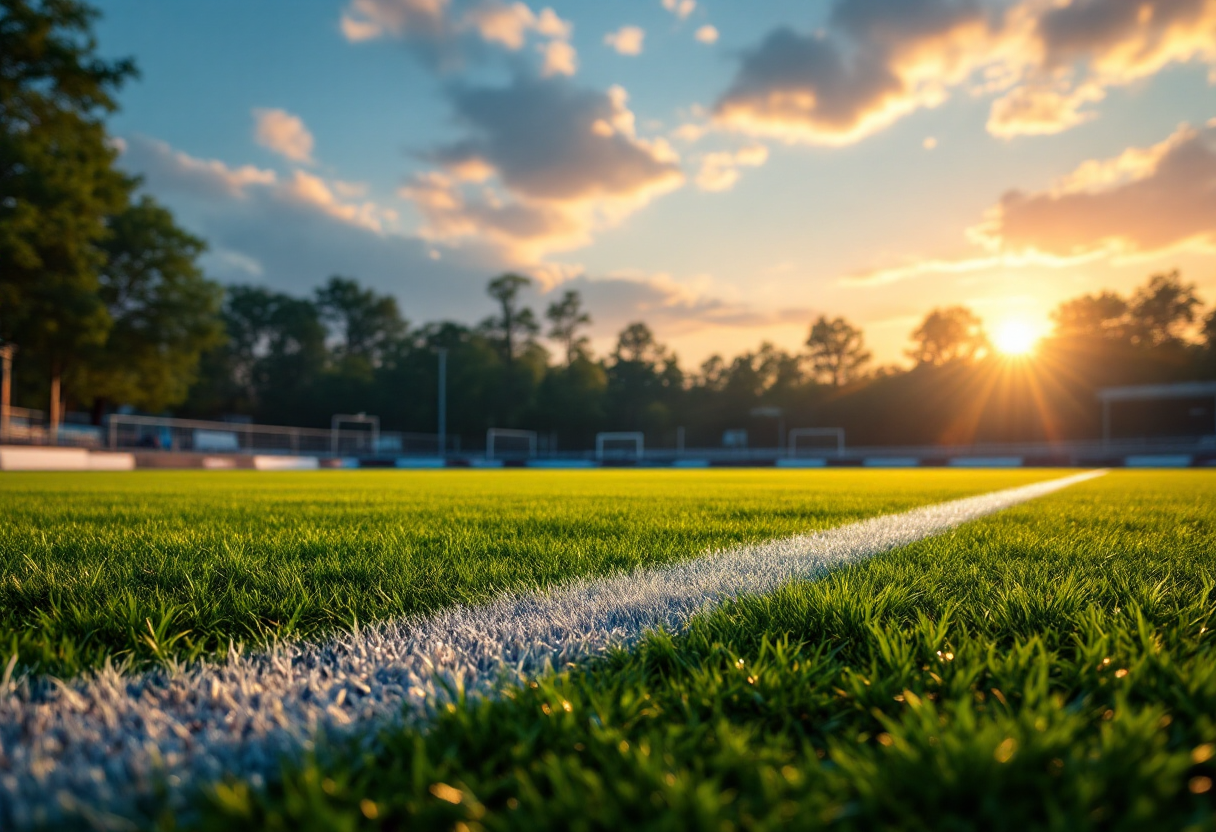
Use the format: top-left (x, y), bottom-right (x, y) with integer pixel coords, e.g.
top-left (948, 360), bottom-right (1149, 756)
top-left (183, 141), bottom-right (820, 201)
top-left (0, 470), bottom-right (1106, 828)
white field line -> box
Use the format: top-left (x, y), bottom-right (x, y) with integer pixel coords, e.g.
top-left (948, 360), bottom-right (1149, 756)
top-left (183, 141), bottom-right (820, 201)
top-left (0, 470), bottom-right (1104, 827)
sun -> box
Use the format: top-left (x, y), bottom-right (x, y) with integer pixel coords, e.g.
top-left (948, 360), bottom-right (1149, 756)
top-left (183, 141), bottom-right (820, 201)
top-left (993, 319), bottom-right (1039, 356)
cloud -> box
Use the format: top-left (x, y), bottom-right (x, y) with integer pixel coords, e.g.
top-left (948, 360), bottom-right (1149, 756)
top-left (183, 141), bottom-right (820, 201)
top-left (713, 0), bottom-right (1216, 145)
top-left (118, 136), bottom-right (505, 320)
top-left (122, 136), bottom-right (396, 235)
top-left (119, 137), bottom-right (796, 348)
top-left (404, 75), bottom-right (684, 260)
top-left (976, 119), bottom-right (1216, 257)
top-left (845, 118), bottom-right (1216, 285)
top-left (340, 0), bottom-right (575, 73)
top-left (252, 108), bottom-right (315, 163)
top-left (695, 144), bottom-right (769, 191)
top-left (661, 0), bottom-right (696, 21)
top-left (555, 272), bottom-right (812, 338)
top-left (120, 136), bottom-right (277, 199)
top-left (604, 25), bottom-right (645, 56)
top-left (843, 249), bottom-right (1104, 286)
top-left (463, 1), bottom-right (541, 48)
top-left (695, 24), bottom-right (719, 44)
top-left (539, 38), bottom-right (577, 76)
top-left (713, 1), bottom-right (991, 146)
top-left (340, 0), bottom-right (448, 42)
top-left (986, 81), bottom-right (1105, 138)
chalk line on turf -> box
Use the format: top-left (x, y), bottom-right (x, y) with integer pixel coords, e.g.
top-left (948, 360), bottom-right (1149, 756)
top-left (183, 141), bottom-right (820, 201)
top-left (0, 470), bottom-right (1105, 827)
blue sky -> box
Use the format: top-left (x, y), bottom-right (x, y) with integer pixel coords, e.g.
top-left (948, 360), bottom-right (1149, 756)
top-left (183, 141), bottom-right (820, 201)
top-left (96, 0), bottom-right (1216, 364)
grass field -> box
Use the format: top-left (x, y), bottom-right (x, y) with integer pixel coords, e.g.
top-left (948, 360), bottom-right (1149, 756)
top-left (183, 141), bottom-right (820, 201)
top-left (2, 469), bottom-right (1214, 830)
top-left (0, 469), bottom-right (1052, 677)
top-left (189, 471), bottom-right (1216, 831)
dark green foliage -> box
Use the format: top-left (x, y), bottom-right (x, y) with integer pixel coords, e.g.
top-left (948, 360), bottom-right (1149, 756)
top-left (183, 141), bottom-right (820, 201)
top-left (0, 0), bottom-right (136, 399)
top-left (72, 195), bottom-right (226, 415)
top-left (200, 472), bottom-right (1216, 831)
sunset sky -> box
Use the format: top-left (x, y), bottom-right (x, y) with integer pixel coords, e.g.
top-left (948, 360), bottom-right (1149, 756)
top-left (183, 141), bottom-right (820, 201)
top-left (96, 0), bottom-right (1216, 366)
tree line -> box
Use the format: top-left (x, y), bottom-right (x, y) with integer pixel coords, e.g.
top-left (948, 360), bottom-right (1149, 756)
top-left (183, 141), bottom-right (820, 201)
top-left (162, 269), bottom-right (1212, 449)
top-left (3, 0), bottom-right (1215, 450)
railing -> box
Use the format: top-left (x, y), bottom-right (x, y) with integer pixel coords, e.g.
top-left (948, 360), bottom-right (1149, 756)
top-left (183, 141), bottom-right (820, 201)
top-left (107, 414), bottom-right (443, 457)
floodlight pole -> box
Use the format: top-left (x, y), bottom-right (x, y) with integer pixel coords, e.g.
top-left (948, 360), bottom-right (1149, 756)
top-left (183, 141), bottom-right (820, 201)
top-left (437, 348), bottom-right (448, 457)
top-left (0, 342), bottom-right (14, 444)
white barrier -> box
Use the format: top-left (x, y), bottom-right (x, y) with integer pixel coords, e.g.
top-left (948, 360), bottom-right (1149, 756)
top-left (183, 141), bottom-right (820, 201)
top-left (252, 455), bottom-right (320, 471)
top-left (0, 447), bottom-right (90, 471)
top-left (87, 452), bottom-right (135, 471)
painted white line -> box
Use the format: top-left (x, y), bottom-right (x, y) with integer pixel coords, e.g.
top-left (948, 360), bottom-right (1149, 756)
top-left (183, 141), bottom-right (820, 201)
top-left (0, 470), bottom-right (1104, 827)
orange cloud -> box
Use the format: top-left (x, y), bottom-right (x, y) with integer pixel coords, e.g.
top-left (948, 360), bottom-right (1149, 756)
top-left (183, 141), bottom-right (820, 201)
top-left (695, 145), bottom-right (768, 192)
top-left (122, 137), bottom-right (396, 235)
top-left (979, 119), bottom-right (1216, 257)
top-left (253, 108), bottom-right (315, 163)
top-left (661, 0), bottom-right (695, 21)
top-left (845, 118), bottom-right (1216, 286)
top-left (713, 0), bottom-right (1216, 145)
top-left (604, 25), bottom-right (645, 56)
top-left (340, 0), bottom-right (575, 75)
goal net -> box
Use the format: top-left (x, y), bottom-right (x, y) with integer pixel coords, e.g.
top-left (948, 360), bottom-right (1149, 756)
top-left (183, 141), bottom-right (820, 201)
top-left (787, 427), bottom-right (845, 457)
top-left (596, 431), bottom-right (644, 462)
top-left (486, 428), bottom-right (537, 460)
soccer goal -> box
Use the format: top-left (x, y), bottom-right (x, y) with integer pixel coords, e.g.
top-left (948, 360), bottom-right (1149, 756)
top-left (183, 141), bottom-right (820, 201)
top-left (787, 427), bottom-right (845, 457)
top-left (486, 428), bottom-right (537, 460)
top-left (596, 431), bottom-right (644, 462)
top-left (331, 413), bottom-right (380, 456)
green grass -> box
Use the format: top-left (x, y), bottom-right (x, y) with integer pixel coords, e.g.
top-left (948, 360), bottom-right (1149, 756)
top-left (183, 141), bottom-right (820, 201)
top-left (0, 469), bottom-right (1051, 677)
top-left (199, 471), bottom-right (1216, 832)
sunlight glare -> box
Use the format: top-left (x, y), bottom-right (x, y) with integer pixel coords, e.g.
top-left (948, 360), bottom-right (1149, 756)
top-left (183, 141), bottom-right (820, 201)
top-left (993, 319), bottom-right (1039, 356)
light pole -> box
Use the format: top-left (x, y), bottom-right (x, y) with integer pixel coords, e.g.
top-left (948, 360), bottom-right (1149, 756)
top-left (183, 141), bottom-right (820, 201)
top-left (437, 348), bottom-right (448, 457)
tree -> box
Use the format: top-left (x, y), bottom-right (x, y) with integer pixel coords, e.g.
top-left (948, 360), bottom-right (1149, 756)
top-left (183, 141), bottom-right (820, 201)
top-left (483, 273), bottom-right (539, 366)
top-left (1128, 271), bottom-right (1201, 348)
top-left (607, 322), bottom-right (682, 433)
top-left (907, 306), bottom-right (987, 367)
top-left (613, 322), bottom-right (666, 365)
top-left (218, 286), bottom-right (327, 422)
top-left (73, 196), bottom-right (225, 419)
top-left (315, 276), bottom-right (407, 371)
top-left (806, 316), bottom-right (870, 386)
top-left (1050, 291), bottom-right (1129, 340)
top-left (0, 0), bottom-right (137, 437)
top-left (545, 289), bottom-right (592, 365)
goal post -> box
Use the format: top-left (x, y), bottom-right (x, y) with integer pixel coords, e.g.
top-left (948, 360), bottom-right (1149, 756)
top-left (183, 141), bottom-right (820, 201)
top-left (486, 428), bottom-right (537, 460)
top-left (331, 413), bottom-right (380, 455)
top-left (787, 427), bottom-right (845, 457)
top-left (596, 431), bottom-right (644, 462)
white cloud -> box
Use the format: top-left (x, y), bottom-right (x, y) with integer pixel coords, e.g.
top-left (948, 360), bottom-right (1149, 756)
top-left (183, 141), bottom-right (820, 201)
top-left (253, 108), bottom-right (315, 164)
top-left (661, 0), bottom-right (695, 21)
top-left (539, 38), bottom-right (578, 76)
top-left (694, 24), bottom-right (718, 44)
top-left (604, 25), bottom-right (645, 56)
